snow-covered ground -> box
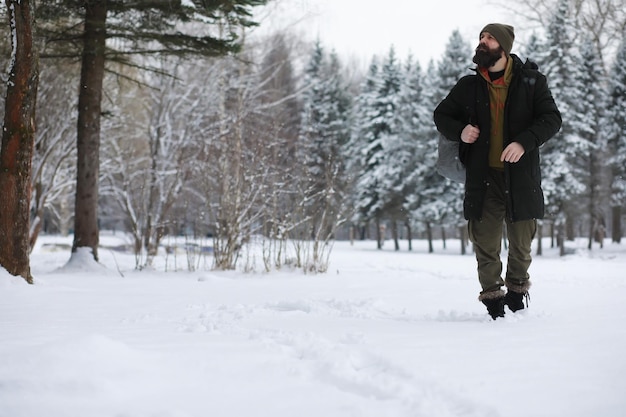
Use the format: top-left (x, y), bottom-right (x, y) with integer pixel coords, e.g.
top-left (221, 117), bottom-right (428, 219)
top-left (1, 233), bottom-right (625, 417)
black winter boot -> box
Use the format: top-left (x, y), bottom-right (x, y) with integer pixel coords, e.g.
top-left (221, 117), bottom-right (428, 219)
top-left (504, 290), bottom-right (529, 312)
top-left (504, 280), bottom-right (531, 312)
top-left (479, 290), bottom-right (506, 320)
top-left (482, 297), bottom-right (505, 320)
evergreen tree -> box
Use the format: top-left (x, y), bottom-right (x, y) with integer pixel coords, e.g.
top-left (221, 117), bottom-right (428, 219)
top-left (425, 30), bottom-right (471, 251)
top-left (297, 42), bottom-right (352, 255)
top-left (538, 0), bottom-right (586, 253)
top-left (351, 47), bottom-right (406, 248)
top-left (575, 38), bottom-right (609, 248)
top-left (371, 47), bottom-right (410, 248)
top-left (521, 32), bottom-right (548, 66)
top-left (433, 29), bottom-right (473, 103)
top-left (606, 37), bottom-right (626, 243)
top-left (522, 31), bottom-right (553, 255)
top-left (395, 55), bottom-right (432, 249)
top-left (407, 59), bottom-right (444, 252)
top-left (346, 56), bottom-right (380, 240)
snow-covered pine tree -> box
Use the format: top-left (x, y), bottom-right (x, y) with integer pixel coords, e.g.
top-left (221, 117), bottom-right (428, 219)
top-left (370, 47), bottom-right (409, 250)
top-left (350, 48), bottom-right (404, 249)
top-left (433, 29), bottom-right (473, 104)
top-left (407, 59), bottom-right (448, 253)
top-left (605, 36), bottom-right (626, 243)
top-left (574, 38), bottom-right (609, 249)
top-left (396, 55), bottom-right (432, 250)
top-left (522, 32), bottom-right (552, 255)
top-left (346, 57), bottom-right (381, 241)
top-left (298, 41), bottom-right (326, 202)
top-left (537, 0), bottom-right (587, 254)
top-left (520, 32), bottom-right (548, 67)
top-left (425, 30), bottom-right (471, 253)
top-left (297, 42), bottom-right (352, 269)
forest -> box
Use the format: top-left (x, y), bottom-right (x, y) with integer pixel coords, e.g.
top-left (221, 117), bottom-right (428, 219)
top-left (0, 0), bottom-right (625, 281)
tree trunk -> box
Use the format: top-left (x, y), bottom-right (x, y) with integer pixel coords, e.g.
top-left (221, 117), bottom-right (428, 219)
top-left (566, 214), bottom-right (575, 241)
top-left (392, 221), bottom-right (399, 251)
top-left (426, 222), bottom-right (433, 253)
top-left (405, 220), bottom-right (412, 251)
top-left (612, 206), bottom-right (622, 243)
top-left (557, 222), bottom-right (565, 257)
top-left (375, 217), bottom-right (382, 250)
top-left (72, 0), bottom-right (107, 261)
top-left (0, 0), bottom-right (39, 284)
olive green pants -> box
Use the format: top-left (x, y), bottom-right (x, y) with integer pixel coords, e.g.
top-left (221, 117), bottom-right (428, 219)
top-left (468, 169), bottom-right (536, 296)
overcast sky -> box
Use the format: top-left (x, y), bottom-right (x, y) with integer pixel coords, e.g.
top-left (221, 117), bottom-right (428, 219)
top-left (254, 0), bottom-right (519, 68)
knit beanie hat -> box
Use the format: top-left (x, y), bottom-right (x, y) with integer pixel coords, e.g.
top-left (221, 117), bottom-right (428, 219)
top-left (480, 23), bottom-right (515, 55)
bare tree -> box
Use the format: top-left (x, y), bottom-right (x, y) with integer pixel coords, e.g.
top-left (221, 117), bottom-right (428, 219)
top-left (0, 0), bottom-right (38, 283)
top-left (209, 53), bottom-right (270, 270)
top-left (102, 59), bottom-right (205, 269)
top-left (256, 33), bottom-right (302, 271)
top-left (37, 0), bottom-right (270, 263)
top-left (30, 62), bottom-right (78, 249)
top-left (181, 36), bottom-right (306, 272)
top-left (494, 0), bottom-right (626, 72)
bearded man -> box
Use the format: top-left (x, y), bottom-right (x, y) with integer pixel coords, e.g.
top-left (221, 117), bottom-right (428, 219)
top-left (433, 24), bottom-right (562, 319)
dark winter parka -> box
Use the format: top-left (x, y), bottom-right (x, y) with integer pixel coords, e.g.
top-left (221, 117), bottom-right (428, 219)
top-left (433, 54), bottom-right (562, 222)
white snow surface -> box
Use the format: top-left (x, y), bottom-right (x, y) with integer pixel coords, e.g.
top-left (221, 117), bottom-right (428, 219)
top-left (1, 233), bottom-right (625, 417)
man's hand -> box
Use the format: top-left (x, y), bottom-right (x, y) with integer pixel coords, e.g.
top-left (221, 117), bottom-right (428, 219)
top-left (501, 142), bottom-right (525, 163)
top-left (461, 124), bottom-right (479, 143)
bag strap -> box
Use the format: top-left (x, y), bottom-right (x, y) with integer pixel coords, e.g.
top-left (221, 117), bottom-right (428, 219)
top-left (459, 78), bottom-right (478, 162)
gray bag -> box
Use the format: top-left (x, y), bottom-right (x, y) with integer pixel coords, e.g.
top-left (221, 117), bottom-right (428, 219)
top-left (436, 135), bottom-right (465, 183)
top-left (435, 80), bottom-right (477, 183)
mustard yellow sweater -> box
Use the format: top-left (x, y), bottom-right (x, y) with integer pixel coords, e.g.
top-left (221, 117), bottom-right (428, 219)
top-left (479, 58), bottom-right (513, 169)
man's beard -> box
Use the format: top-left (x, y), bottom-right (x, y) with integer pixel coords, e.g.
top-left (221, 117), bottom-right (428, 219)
top-left (472, 44), bottom-right (504, 69)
